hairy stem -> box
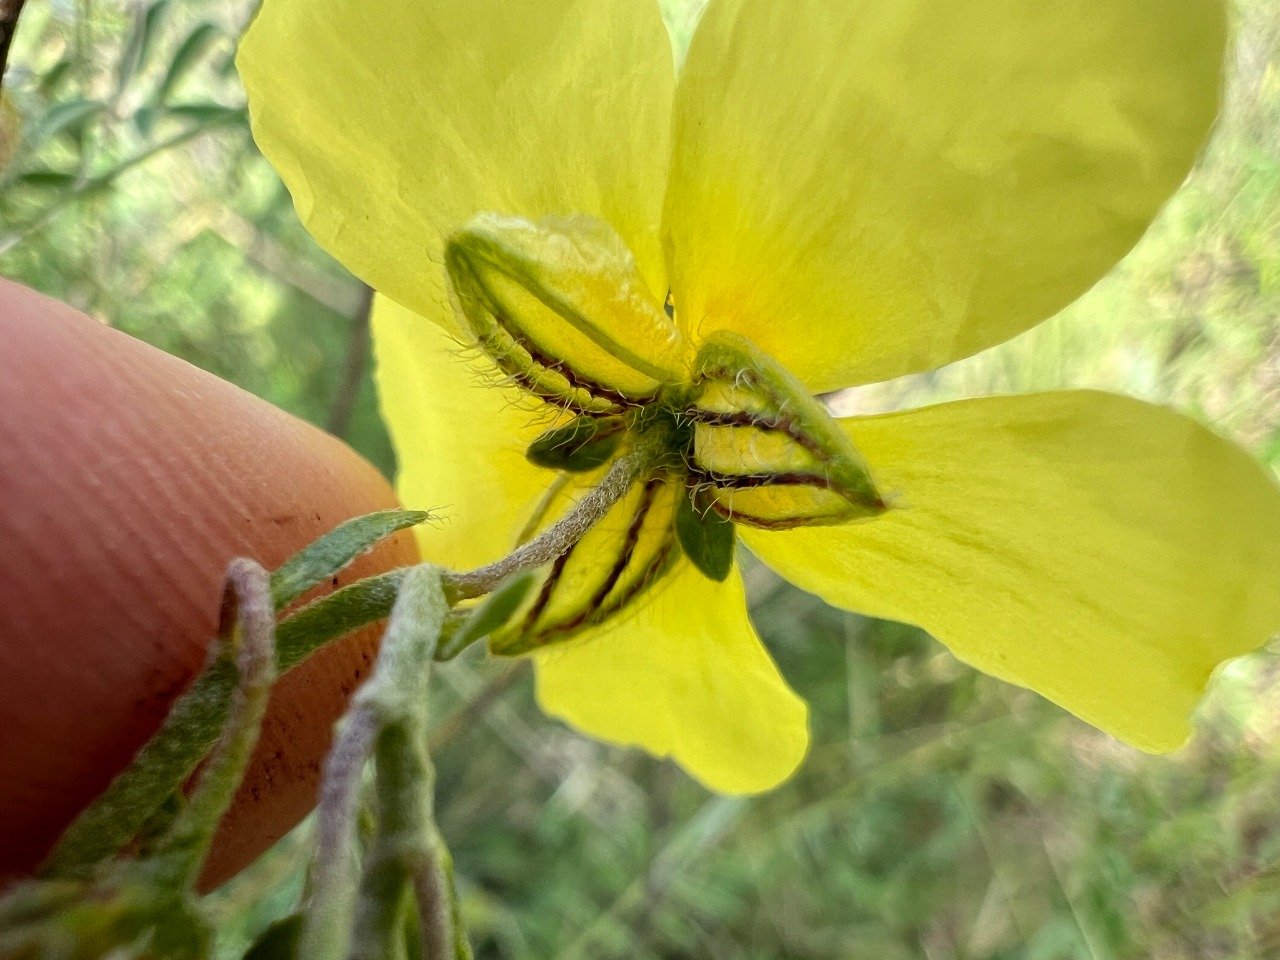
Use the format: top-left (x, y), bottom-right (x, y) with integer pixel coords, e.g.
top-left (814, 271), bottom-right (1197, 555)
top-left (0, 563), bottom-right (278, 959)
top-left (305, 714), bottom-right (379, 960)
top-left (43, 512), bottom-right (424, 877)
top-left (444, 442), bottom-right (655, 603)
top-left (152, 559), bottom-right (277, 888)
top-left (304, 566), bottom-right (470, 960)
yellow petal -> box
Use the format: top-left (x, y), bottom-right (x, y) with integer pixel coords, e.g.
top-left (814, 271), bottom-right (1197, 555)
top-left (370, 294), bottom-right (554, 569)
top-left (743, 392), bottom-right (1280, 751)
top-left (534, 561), bottom-right (809, 793)
top-left (665, 0), bottom-right (1224, 390)
top-left (239, 0), bottom-right (674, 337)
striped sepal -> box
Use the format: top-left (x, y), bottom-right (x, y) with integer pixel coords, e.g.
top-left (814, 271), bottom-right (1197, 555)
top-left (685, 332), bottom-right (886, 529)
top-left (444, 212), bottom-right (691, 416)
top-left (489, 472), bottom-right (682, 655)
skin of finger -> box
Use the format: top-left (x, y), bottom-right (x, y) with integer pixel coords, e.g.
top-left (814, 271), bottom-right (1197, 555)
top-left (0, 279), bottom-right (420, 890)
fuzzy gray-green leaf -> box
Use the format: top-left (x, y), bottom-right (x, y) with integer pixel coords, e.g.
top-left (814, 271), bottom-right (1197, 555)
top-left (270, 509), bottom-right (427, 611)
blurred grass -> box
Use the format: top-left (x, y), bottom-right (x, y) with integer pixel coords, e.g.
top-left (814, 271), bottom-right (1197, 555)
top-left (6, 0), bottom-right (1280, 957)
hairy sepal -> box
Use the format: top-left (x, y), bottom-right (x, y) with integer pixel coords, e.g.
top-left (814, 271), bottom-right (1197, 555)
top-left (444, 212), bottom-right (691, 415)
top-left (685, 331), bottom-right (886, 529)
top-left (488, 472), bottom-right (681, 656)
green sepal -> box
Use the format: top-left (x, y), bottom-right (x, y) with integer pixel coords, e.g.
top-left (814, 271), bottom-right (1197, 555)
top-left (270, 508), bottom-right (429, 611)
top-left (526, 416), bottom-right (623, 472)
top-left (436, 571), bottom-right (537, 661)
top-left (676, 490), bottom-right (736, 582)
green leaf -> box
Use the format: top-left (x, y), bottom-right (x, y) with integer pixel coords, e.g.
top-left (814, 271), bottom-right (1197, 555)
top-left (163, 102), bottom-right (247, 127)
top-left (44, 569), bottom-right (409, 876)
top-left (38, 60), bottom-right (73, 96)
top-left (437, 571), bottom-right (536, 660)
top-left (276, 569), bottom-right (406, 673)
top-left (16, 170), bottom-right (77, 190)
top-left (137, 0), bottom-right (175, 77)
top-left (244, 915), bottom-right (303, 960)
top-left (132, 105), bottom-right (159, 138)
top-left (156, 23), bottom-right (222, 103)
top-left (116, 0), bottom-right (172, 95)
top-left (526, 415), bottom-right (623, 472)
top-left (35, 99), bottom-right (105, 143)
top-left (269, 508), bottom-right (428, 611)
top-left (43, 657), bottom-right (239, 876)
top-left (676, 491), bottom-right (736, 582)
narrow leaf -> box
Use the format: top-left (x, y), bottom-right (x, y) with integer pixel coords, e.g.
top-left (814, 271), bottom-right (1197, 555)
top-left (17, 170), bottom-right (77, 190)
top-left (269, 509), bottom-right (427, 611)
top-left (35, 99), bottom-right (104, 142)
top-left (42, 658), bottom-right (238, 876)
top-left (436, 572), bottom-right (536, 660)
top-left (132, 105), bottom-right (158, 138)
top-left (135, 0), bottom-right (174, 78)
top-left (275, 569), bottom-right (406, 673)
top-left (43, 569), bottom-right (409, 876)
top-left (164, 102), bottom-right (247, 127)
top-left (156, 23), bottom-right (221, 103)
top-left (115, 0), bottom-right (171, 95)
top-left (150, 559), bottom-right (276, 886)
top-left (38, 59), bottom-right (72, 96)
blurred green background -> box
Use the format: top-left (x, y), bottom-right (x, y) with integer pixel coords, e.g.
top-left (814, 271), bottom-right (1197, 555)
top-left (5, 1), bottom-right (1280, 957)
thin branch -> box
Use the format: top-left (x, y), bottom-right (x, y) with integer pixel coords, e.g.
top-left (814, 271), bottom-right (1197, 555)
top-left (303, 711), bottom-right (379, 960)
top-left (303, 566), bottom-right (471, 960)
top-left (327, 284), bottom-right (374, 438)
top-left (0, 0), bottom-right (27, 86)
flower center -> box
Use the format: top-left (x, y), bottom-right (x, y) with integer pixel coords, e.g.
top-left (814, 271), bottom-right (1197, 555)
top-left (444, 211), bottom-right (887, 652)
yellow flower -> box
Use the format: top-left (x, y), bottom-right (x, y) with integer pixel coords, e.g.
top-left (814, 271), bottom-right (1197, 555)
top-left (239, 0), bottom-right (1280, 793)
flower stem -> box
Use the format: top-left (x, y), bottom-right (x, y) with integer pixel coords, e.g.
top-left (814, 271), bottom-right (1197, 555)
top-left (443, 441), bottom-right (657, 603)
top-left (304, 565), bottom-right (471, 960)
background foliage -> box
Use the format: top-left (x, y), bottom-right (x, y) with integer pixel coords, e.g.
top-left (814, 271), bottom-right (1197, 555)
top-left (6, 1), bottom-right (1280, 957)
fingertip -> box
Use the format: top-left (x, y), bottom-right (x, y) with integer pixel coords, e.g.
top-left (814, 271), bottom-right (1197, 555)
top-left (0, 279), bottom-right (418, 885)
